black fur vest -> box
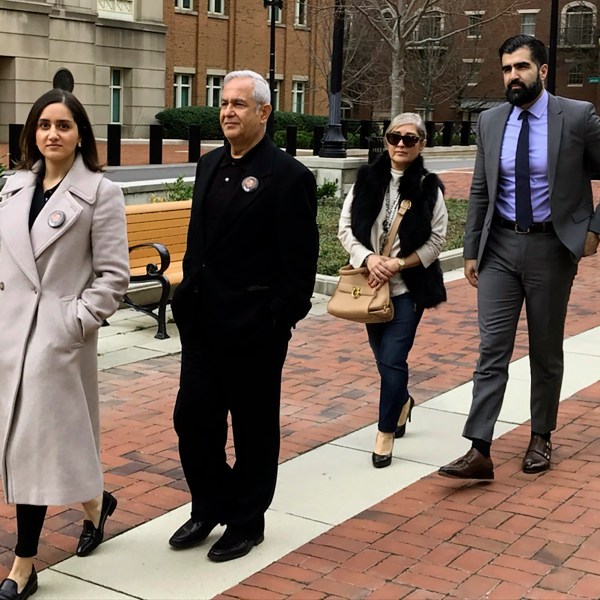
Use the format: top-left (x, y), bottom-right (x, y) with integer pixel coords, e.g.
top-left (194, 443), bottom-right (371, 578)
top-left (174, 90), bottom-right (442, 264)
top-left (350, 152), bottom-right (447, 309)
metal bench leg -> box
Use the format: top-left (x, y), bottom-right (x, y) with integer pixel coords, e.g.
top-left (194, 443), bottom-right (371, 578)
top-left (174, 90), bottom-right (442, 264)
top-left (155, 277), bottom-right (171, 339)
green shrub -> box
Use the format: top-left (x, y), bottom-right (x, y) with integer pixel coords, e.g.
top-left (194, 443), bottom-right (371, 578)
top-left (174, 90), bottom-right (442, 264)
top-left (150, 175), bottom-right (193, 203)
top-left (155, 106), bottom-right (222, 140)
top-left (316, 180), bottom-right (339, 201)
top-left (155, 106), bottom-right (328, 143)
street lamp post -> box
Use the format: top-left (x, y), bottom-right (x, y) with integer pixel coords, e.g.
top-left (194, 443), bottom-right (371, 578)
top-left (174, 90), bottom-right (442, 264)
top-left (264, 0), bottom-right (282, 137)
top-left (319, 0), bottom-right (347, 158)
top-left (547, 0), bottom-right (559, 94)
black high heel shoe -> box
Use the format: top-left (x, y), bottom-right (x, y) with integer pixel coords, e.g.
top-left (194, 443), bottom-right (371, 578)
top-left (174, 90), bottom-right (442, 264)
top-left (372, 431), bottom-right (394, 468)
top-left (395, 395), bottom-right (415, 439)
top-left (0, 567), bottom-right (37, 600)
top-left (76, 491), bottom-right (117, 557)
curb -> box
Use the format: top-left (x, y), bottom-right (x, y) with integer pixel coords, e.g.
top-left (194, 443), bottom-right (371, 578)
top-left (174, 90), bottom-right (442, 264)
top-left (314, 247), bottom-right (464, 296)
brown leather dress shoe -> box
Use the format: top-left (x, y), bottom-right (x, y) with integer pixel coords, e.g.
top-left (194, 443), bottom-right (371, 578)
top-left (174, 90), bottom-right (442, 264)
top-left (523, 435), bottom-right (551, 474)
top-left (438, 448), bottom-right (494, 480)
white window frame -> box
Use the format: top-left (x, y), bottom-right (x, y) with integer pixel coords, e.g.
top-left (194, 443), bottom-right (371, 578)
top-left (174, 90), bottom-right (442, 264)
top-left (110, 68), bottom-right (122, 124)
top-left (268, 4), bottom-right (282, 24)
top-left (462, 58), bottom-right (483, 87)
top-left (208, 0), bottom-right (223, 15)
top-left (567, 61), bottom-right (584, 86)
top-left (413, 10), bottom-right (443, 42)
top-left (294, 0), bottom-right (307, 26)
top-left (465, 11), bottom-right (484, 39)
top-left (562, 1), bottom-right (596, 47)
top-left (206, 75), bottom-right (224, 107)
top-left (174, 73), bottom-right (193, 107)
top-left (291, 81), bottom-right (305, 114)
top-left (175, 0), bottom-right (193, 9)
top-left (98, 0), bottom-right (134, 21)
top-left (519, 10), bottom-right (539, 36)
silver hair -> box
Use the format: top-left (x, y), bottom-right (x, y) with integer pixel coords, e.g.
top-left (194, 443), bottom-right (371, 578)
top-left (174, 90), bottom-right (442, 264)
top-left (386, 112), bottom-right (426, 140)
top-left (224, 70), bottom-right (271, 110)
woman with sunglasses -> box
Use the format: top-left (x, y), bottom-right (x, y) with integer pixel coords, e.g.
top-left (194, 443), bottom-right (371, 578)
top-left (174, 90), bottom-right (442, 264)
top-left (0, 89), bottom-right (129, 599)
top-left (338, 113), bottom-right (448, 468)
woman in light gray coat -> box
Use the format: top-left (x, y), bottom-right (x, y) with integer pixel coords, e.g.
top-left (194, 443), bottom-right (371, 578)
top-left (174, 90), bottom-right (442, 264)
top-left (0, 89), bottom-right (129, 600)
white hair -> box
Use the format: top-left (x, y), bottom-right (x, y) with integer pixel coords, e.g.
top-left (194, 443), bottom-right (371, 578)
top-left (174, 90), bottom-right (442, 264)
top-left (386, 112), bottom-right (426, 140)
top-left (224, 70), bottom-right (271, 109)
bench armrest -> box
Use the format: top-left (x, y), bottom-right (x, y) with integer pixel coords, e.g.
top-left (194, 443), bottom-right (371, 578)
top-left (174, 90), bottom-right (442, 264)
top-left (129, 242), bottom-right (171, 278)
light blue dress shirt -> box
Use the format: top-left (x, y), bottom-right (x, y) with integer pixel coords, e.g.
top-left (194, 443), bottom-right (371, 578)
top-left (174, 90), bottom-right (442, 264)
top-left (496, 89), bottom-right (551, 223)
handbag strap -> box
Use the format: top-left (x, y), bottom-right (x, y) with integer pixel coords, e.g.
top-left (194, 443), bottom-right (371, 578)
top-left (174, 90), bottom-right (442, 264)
top-left (381, 199), bottom-right (412, 257)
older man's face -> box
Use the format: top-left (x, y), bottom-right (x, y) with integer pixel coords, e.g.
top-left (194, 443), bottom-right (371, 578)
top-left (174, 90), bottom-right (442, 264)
top-left (220, 77), bottom-right (271, 149)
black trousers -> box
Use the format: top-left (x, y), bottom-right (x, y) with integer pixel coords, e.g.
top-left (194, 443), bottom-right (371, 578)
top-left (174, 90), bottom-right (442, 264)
top-left (15, 504), bottom-right (47, 558)
top-left (173, 331), bottom-right (289, 538)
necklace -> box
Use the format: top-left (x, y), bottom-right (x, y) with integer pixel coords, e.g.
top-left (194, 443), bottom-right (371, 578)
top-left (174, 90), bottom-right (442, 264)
top-left (380, 183), bottom-right (400, 252)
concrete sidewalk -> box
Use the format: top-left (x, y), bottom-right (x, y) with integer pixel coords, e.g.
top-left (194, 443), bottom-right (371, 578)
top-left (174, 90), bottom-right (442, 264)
top-left (0, 256), bottom-right (598, 599)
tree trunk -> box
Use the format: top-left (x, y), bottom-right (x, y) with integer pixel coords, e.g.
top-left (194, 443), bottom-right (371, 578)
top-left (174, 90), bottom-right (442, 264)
top-left (390, 39), bottom-right (406, 118)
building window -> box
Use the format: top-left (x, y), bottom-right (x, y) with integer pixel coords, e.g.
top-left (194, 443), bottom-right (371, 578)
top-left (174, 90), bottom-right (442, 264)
top-left (466, 12), bottom-right (484, 39)
top-left (174, 74), bottom-right (192, 107)
top-left (270, 80), bottom-right (281, 111)
top-left (175, 0), bottom-right (192, 8)
top-left (98, 0), bottom-right (134, 20)
top-left (267, 3), bottom-right (282, 24)
top-left (568, 63), bottom-right (584, 85)
top-left (463, 60), bottom-right (482, 87)
top-left (563, 3), bottom-right (595, 46)
top-left (294, 0), bottom-right (307, 26)
top-left (520, 13), bottom-right (536, 36)
top-left (206, 75), bottom-right (223, 107)
top-left (292, 81), bottom-right (305, 114)
top-left (208, 0), bottom-right (223, 15)
top-left (413, 11), bottom-right (442, 41)
top-left (110, 68), bottom-right (122, 123)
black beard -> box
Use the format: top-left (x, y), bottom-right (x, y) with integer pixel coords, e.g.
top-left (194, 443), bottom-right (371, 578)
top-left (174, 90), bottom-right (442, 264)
top-left (505, 76), bottom-right (543, 106)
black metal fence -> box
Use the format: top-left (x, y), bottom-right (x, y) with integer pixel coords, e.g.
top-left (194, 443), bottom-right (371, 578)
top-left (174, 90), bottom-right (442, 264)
top-left (5, 120), bottom-right (476, 168)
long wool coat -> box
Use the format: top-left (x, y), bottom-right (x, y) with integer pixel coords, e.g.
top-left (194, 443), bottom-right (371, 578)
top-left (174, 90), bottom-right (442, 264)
top-left (0, 155), bottom-right (129, 505)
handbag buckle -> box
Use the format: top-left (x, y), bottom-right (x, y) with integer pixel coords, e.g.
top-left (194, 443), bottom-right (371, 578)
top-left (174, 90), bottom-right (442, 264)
top-left (352, 286), bottom-right (362, 298)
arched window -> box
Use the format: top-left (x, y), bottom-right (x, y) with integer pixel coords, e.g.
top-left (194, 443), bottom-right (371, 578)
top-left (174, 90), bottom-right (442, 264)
top-left (563, 2), bottom-right (596, 46)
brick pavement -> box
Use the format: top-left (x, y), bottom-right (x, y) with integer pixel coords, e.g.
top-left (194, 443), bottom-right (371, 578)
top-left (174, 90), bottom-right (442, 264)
top-left (0, 254), bottom-right (599, 598)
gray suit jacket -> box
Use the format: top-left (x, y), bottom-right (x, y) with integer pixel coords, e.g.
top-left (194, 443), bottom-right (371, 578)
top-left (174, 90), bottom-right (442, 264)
top-left (464, 93), bottom-right (600, 265)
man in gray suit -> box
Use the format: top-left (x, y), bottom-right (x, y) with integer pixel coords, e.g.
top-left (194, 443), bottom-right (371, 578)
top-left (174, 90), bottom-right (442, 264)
top-left (439, 35), bottom-right (600, 480)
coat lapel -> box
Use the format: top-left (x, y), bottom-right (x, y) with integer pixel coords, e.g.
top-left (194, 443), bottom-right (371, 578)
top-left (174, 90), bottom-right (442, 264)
top-left (30, 156), bottom-right (101, 259)
top-left (486, 103), bottom-right (512, 205)
top-left (546, 94), bottom-right (563, 200)
top-left (0, 173), bottom-right (40, 288)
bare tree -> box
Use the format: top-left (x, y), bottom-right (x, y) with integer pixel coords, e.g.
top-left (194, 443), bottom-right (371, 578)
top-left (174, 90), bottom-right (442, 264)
top-left (345, 0), bottom-right (532, 118)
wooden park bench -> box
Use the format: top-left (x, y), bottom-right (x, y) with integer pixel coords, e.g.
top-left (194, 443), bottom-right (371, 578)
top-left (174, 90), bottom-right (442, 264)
top-left (123, 200), bottom-right (191, 339)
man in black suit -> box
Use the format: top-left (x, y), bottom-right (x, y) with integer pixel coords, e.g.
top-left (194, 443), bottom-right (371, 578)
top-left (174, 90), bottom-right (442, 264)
top-left (169, 70), bottom-right (319, 562)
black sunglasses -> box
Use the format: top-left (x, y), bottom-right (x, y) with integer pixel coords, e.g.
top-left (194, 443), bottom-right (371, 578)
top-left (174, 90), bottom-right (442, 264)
top-left (385, 132), bottom-right (422, 148)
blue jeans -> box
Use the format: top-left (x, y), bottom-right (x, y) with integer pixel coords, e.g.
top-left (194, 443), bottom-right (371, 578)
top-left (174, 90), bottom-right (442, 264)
top-left (366, 293), bottom-right (424, 433)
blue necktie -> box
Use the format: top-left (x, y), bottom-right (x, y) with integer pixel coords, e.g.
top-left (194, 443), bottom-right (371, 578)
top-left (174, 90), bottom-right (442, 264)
top-left (515, 111), bottom-right (533, 231)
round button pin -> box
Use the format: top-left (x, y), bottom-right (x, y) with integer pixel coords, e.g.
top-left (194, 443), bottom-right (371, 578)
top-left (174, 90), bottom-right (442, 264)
top-left (48, 210), bottom-right (66, 228)
top-left (241, 176), bottom-right (259, 192)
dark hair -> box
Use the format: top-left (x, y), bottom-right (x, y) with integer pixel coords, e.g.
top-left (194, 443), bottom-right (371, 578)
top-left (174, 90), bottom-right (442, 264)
top-left (17, 88), bottom-right (102, 172)
top-left (498, 35), bottom-right (548, 67)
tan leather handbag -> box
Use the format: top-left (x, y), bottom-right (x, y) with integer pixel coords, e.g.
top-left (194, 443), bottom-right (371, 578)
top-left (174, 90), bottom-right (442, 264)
top-left (327, 200), bottom-right (412, 323)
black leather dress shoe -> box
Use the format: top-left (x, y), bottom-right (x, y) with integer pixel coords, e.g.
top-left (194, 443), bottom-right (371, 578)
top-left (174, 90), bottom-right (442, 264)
top-left (169, 518), bottom-right (218, 549)
top-left (438, 448), bottom-right (494, 480)
top-left (523, 435), bottom-right (552, 474)
top-left (207, 527), bottom-right (264, 562)
top-left (76, 491), bottom-right (117, 557)
top-left (0, 567), bottom-right (37, 600)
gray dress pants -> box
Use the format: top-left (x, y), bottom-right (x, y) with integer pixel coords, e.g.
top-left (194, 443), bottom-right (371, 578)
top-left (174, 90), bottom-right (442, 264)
top-left (463, 224), bottom-right (578, 442)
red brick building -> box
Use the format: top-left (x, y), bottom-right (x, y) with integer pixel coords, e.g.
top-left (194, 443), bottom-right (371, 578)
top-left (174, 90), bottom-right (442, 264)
top-left (163, 0), bottom-right (329, 116)
top-left (404, 0), bottom-right (600, 122)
